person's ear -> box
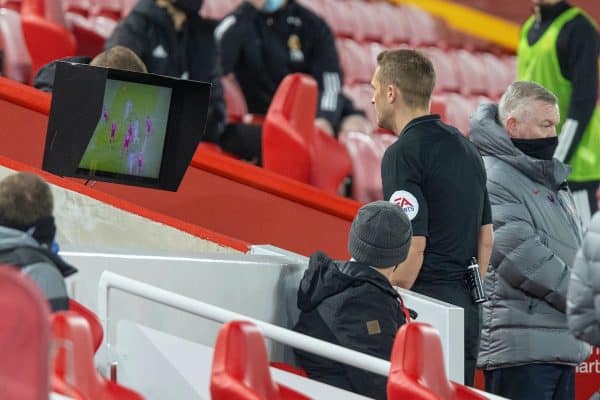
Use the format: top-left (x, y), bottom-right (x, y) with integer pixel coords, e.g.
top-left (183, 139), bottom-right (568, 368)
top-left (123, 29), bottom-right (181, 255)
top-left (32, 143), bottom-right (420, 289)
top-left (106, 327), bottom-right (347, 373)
top-left (387, 84), bottom-right (397, 104)
top-left (505, 116), bottom-right (517, 137)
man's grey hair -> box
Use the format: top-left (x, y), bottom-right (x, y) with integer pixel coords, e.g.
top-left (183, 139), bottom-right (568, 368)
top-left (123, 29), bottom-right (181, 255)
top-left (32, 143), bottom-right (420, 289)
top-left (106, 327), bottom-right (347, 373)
top-left (0, 172), bottom-right (53, 228)
top-left (498, 81), bottom-right (558, 123)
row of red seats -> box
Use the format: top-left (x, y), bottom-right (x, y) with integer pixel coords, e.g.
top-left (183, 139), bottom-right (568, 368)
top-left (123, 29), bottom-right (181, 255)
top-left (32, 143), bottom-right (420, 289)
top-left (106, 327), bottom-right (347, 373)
top-left (211, 320), bottom-right (485, 399)
top-left (0, 266), bottom-right (142, 400)
top-left (337, 38), bottom-right (516, 99)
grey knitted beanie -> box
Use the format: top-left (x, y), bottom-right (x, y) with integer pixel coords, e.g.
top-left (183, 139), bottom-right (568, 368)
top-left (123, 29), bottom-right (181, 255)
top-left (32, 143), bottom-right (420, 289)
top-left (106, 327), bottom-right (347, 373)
top-left (348, 201), bottom-right (412, 268)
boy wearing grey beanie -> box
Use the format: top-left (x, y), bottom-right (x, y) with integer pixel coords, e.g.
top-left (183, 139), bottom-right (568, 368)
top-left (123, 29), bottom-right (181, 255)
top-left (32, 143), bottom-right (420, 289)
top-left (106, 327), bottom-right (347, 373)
top-left (293, 201), bottom-right (412, 400)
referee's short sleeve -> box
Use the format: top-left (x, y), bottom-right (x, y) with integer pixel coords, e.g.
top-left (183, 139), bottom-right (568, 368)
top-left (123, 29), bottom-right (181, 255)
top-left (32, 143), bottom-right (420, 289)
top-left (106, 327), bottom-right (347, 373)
top-left (381, 144), bottom-right (429, 236)
top-left (482, 186), bottom-right (492, 226)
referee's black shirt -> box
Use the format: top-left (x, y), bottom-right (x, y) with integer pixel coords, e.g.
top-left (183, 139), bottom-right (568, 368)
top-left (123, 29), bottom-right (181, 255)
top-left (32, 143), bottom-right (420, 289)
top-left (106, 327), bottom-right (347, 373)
top-left (381, 115), bottom-right (491, 284)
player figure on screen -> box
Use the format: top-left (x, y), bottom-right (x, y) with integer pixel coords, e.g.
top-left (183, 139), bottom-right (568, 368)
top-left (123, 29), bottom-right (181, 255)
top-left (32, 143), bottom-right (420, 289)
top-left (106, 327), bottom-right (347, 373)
top-left (110, 122), bottom-right (117, 144)
top-left (123, 122), bottom-right (132, 154)
top-left (128, 152), bottom-right (136, 174)
top-left (137, 151), bottom-right (144, 174)
top-left (133, 119), bottom-right (140, 145)
top-left (124, 99), bottom-right (132, 120)
top-left (145, 115), bottom-right (152, 136)
top-left (102, 105), bottom-right (109, 123)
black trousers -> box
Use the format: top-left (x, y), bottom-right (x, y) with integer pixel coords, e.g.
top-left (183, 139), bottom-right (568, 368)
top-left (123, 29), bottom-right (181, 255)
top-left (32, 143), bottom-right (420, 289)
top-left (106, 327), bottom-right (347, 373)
top-left (411, 280), bottom-right (481, 387)
top-left (484, 364), bottom-right (575, 400)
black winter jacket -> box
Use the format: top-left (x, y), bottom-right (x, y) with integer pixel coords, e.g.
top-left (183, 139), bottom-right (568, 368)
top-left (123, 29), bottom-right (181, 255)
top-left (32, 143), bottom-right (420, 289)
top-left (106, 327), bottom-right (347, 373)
top-left (216, 1), bottom-right (363, 131)
top-left (106, 0), bottom-right (226, 142)
top-left (293, 252), bottom-right (406, 400)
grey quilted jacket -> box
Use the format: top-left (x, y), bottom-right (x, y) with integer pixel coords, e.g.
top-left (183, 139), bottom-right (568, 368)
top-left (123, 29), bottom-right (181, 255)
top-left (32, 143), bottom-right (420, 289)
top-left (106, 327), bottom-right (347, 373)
top-left (470, 104), bottom-right (591, 369)
top-left (568, 212), bottom-right (600, 346)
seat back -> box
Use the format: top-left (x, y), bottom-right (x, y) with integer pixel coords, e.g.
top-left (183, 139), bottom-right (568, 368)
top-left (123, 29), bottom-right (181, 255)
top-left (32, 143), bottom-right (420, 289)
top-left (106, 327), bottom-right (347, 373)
top-left (262, 73), bottom-right (317, 183)
top-left (388, 322), bottom-right (454, 400)
top-left (222, 75), bottom-right (248, 123)
top-left (453, 49), bottom-right (488, 96)
top-left (339, 131), bottom-right (384, 202)
top-left (69, 299), bottom-right (104, 352)
top-left (0, 266), bottom-right (50, 400)
top-left (211, 321), bottom-right (282, 400)
top-left (51, 312), bottom-right (144, 399)
top-left (21, 0), bottom-right (76, 76)
top-left (388, 323), bottom-right (486, 400)
top-left (0, 8), bottom-right (32, 83)
top-left (308, 128), bottom-right (352, 194)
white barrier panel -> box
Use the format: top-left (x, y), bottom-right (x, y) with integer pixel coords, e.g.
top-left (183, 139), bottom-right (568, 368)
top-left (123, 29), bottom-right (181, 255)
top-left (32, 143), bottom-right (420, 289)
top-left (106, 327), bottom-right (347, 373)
top-left (251, 245), bottom-right (465, 383)
top-left (100, 272), bottom-right (506, 400)
top-left (98, 271), bottom-right (391, 377)
top-left (62, 250), bottom-right (306, 363)
top-left (116, 320), bottom-right (370, 400)
top-left (0, 165), bottom-right (240, 255)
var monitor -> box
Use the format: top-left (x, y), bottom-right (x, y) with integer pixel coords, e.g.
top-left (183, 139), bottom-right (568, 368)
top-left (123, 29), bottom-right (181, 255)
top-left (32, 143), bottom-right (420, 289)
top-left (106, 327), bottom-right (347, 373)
top-left (43, 62), bottom-right (211, 191)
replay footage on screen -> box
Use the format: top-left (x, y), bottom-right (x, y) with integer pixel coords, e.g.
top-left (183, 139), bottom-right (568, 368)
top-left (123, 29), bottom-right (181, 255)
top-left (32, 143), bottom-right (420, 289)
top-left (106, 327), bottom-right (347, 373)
top-left (77, 79), bottom-right (172, 180)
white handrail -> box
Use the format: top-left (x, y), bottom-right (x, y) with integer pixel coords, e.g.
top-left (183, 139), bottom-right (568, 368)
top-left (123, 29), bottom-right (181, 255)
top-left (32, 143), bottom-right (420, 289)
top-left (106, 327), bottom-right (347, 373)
top-left (97, 271), bottom-right (391, 377)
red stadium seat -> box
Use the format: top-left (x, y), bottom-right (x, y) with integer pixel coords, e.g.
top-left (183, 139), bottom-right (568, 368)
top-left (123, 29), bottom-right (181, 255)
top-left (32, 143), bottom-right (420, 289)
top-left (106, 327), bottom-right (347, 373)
top-left (337, 39), bottom-right (372, 84)
top-left (222, 75), bottom-right (248, 123)
top-left (262, 73), bottom-right (315, 183)
top-left (263, 73), bottom-right (351, 193)
top-left (66, 12), bottom-right (106, 56)
top-left (479, 52), bottom-right (510, 99)
top-left (350, 1), bottom-right (381, 43)
top-left (319, 0), bottom-right (359, 39)
top-left (503, 55), bottom-right (517, 87)
top-left (89, 0), bottom-right (122, 20)
top-left (452, 49), bottom-right (488, 96)
top-left (69, 298), bottom-right (104, 353)
top-left (437, 93), bottom-right (474, 137)
top-left (403, 5), bottom-right (441, 47)
top-left (339, 131), bottom-right (384, 203)
top-left (0, 8), bottom-right (33, 83)
top-left (64, 0), bottom-right (91, 17)
top-left (21, 0), bottom-right (77, 77)
top-left (0, 0), bottom-right (22, 12)
top-left (388, 322), bottom-right (486, 400)
top-left (379, 3), bottom-right (411, 46)
top-left (422, 47), bottom-right (460, 94)
top-left (309, 127), bottom-right (352, 194)
top-left (50, 311), bottom-right (144, 399)
top-left (210, 320), bottom-right (309, 400)
top-left (0, 266), bottom-right (50, 400)
top-left (344, 83), bottom-right (375, 125)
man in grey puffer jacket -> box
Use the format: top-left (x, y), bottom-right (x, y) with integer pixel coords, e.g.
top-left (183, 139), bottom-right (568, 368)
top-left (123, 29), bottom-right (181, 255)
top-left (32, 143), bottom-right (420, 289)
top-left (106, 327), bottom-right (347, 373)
top-left (470, 81), bottom-right (591, 400)
top-left (567, 210), bottom-right (600, 346)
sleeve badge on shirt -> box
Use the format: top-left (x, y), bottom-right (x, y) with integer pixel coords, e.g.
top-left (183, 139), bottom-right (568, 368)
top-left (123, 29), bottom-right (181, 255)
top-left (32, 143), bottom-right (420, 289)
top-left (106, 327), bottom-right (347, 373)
top-left (390, 190), bottom-right (419, 220)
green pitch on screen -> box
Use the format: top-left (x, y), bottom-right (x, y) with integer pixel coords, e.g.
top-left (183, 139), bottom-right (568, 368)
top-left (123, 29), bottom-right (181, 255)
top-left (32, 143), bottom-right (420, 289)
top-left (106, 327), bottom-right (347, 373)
top-left (79, 79), bottom-right (172, 179)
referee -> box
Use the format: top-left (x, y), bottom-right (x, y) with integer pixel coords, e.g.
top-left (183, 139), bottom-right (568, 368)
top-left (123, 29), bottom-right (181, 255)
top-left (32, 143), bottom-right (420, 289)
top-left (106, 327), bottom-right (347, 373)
top-left (371, 49), bottom-right (493, 386)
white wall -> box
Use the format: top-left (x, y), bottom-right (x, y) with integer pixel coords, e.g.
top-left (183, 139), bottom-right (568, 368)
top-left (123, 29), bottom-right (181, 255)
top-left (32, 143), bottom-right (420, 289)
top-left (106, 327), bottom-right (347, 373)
top-left (0, 165), bottom-right (242, 255)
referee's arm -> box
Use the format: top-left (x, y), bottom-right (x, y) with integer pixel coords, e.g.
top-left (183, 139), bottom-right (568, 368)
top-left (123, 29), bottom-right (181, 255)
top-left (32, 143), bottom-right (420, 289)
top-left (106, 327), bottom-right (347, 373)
top-left (478, 187), bottom-right (494, 278)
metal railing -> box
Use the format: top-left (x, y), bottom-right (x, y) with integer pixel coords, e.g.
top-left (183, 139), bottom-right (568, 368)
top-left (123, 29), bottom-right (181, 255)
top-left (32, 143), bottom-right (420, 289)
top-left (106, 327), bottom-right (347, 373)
top-left (97, 271), bottom-right (391, 377)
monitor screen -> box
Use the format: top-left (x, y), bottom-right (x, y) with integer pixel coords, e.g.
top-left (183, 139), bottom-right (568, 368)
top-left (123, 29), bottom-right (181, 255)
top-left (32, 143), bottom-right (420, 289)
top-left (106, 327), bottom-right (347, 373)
top-left (43, 62), bottom-right (211, 191)
top-left (77, 79), bottom-right (172, 181)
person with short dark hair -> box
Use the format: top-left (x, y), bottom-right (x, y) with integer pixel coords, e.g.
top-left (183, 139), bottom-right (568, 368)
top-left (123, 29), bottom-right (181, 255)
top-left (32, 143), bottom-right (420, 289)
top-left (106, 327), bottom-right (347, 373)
top-left (0, 172), bottom-right (76, 311)
top-left (375, 49), bottom-right (493, 386)
top-left (89, 45), bottom-right (148, 73)
top-left (293, 201), bottom-right (412, 399)
top-left (470, 81), bottom-right (591, 399)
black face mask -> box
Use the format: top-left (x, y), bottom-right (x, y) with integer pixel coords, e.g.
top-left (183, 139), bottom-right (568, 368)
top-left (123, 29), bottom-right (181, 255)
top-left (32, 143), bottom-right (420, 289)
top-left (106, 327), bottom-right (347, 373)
top-left (173, 0), bottom-right (203, 16)
top-left (511, 137), bottom-right (558, 160)
top-left (28, 216), bottom-right (57, 249)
